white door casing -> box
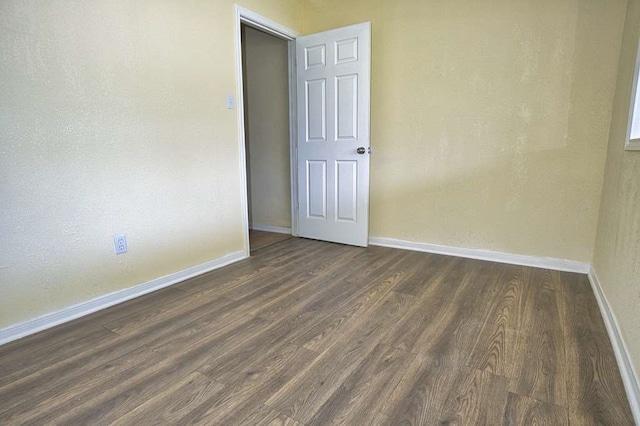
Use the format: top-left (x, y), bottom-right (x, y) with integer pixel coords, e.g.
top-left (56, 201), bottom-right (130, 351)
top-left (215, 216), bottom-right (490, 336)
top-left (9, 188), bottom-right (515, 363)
top-left (296, 22), bottom-right (371, 247)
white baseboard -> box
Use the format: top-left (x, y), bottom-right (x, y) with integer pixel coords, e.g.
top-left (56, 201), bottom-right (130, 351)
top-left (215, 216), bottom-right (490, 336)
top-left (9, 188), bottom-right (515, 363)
top-left (250, 223), bottom-right (292, 234)
top-left (0, 250), bottom-right (246, 347)
top-left (368, 237), bottom-right (589, 273)
top-left (588, 267), bottom-right (640, 424)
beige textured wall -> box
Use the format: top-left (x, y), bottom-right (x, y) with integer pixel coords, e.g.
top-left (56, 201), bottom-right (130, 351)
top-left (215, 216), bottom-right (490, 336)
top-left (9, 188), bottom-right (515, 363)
top-left (0, 0), bottom-right (301, 329)
top-left (592, 0), bottom-right (640, 382)
top-left (303, 0), bottom-right (625, 262)
top-left (243, 26), bottom-right (292, 229)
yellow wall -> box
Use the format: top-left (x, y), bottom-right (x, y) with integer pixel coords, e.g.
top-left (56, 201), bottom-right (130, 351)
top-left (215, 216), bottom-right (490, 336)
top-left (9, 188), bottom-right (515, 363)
top-left (592, 0), bottom-right (640, 381)
top-left (0, 0), bottom-right (301, 329)
top-left (243, 26), bottom-right (292, 229)
top-left (302, 0), bottom-right (625, 262)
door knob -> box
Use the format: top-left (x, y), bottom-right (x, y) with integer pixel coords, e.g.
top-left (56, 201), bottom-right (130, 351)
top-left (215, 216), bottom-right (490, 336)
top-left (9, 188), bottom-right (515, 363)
top-left (356, 147), bottom-right (366, 154)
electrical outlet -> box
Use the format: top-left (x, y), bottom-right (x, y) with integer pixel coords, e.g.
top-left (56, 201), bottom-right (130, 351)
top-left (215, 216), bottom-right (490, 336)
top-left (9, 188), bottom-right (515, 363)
top-left (226, 94), bottom-right (235, 109)
top-left (114, 234), bottom-right (127, 255)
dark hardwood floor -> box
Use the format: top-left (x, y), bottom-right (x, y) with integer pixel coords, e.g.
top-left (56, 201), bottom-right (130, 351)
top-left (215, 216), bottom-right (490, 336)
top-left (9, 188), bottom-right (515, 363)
top-left (249, 229), bottom-right (292, 252)
top-left (0, 238), bottom-right (634, 425)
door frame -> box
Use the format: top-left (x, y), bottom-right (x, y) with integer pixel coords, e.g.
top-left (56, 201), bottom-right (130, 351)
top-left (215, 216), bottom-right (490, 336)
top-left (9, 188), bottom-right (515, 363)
top-left (234, 5), bottom-right (300, 256)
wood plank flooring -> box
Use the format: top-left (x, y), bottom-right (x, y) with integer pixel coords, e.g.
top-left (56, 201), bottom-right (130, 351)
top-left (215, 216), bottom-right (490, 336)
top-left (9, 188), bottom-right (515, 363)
top-left (0, 237), bottom-right (634, 425)
top-left (249, 229), bottom-right (292, 252)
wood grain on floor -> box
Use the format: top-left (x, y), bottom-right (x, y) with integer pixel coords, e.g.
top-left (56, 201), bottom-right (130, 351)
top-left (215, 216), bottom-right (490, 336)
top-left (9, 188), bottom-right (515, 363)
top-left (0, 238), bottom-right (634, 425)
top-left (250, 229), bottom-right (292, 252)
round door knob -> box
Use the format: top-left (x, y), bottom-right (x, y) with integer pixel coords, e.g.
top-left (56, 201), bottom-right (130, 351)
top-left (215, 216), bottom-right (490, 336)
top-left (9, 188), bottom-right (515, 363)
top-left (356, 147), bottom-right (366, 154)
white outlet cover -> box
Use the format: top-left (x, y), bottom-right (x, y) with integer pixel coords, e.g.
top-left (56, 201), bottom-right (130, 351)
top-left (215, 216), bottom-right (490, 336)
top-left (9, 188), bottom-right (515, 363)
top-left (114, 234), bottom-right (127, 255)
top-left (226, 94), bottom-right (235, 109)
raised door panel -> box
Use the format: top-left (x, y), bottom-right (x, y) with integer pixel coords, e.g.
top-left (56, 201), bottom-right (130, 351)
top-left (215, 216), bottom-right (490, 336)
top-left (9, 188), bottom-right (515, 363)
top-left (307, 160), bottom-right (327, 219)
top-left (305, 79), bottom-right (327, 142)
top-left (335, 38), bottom-right (358, 64)
top-left (335, 160), bottom-right (357, 222)
top-left (335, 74), bottom-right (358, 141)
top-left (305, 44), bottom-right (326, 70)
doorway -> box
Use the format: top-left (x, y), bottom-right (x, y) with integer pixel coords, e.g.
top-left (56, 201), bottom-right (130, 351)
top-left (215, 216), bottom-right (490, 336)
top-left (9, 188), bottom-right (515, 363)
top-left (234, 7), bottom-right (372, 257)
top-left (241, 24), bottom-right (294, 252)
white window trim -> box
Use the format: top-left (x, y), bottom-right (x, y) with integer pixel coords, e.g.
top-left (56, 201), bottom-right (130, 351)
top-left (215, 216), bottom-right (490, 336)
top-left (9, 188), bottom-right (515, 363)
top-left (625, 38), bottom-right (640, 151)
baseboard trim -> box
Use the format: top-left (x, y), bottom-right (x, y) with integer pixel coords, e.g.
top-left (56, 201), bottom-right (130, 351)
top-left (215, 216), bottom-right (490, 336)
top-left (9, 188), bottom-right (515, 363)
top-left (588, 266), bottom-right (640, 423)
top-left (0, 250), bottom-right (247, 347)
top-left (368, 237), bottom-right (589, 273)
top-left (250, 223), bottom-right (292, 234)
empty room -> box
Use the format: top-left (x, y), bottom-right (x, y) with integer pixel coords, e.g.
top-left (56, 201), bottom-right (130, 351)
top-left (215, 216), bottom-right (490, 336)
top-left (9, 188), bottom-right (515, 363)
top-left (1, 0), bottom-right (639, 424)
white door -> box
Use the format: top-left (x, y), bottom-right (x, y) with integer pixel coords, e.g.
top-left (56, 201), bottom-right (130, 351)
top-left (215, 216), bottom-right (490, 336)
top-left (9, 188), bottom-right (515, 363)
top-left (296, 22), bottom-right (371, 247)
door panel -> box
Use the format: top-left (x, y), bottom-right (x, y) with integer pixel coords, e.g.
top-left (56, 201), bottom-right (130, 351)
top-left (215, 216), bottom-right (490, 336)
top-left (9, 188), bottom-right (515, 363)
top-left (305, 44), bottom-right (326, 69)
top-left (307, 160), bottom-right (327, 219)
top-left (336, 160), bottom-right (357, 222)
top-left (296, 22), bottom-right (371, 247)
top-left (305, 79), bottom-right (327, 141)
top-left (336, 74), bottom-right (358, 140)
